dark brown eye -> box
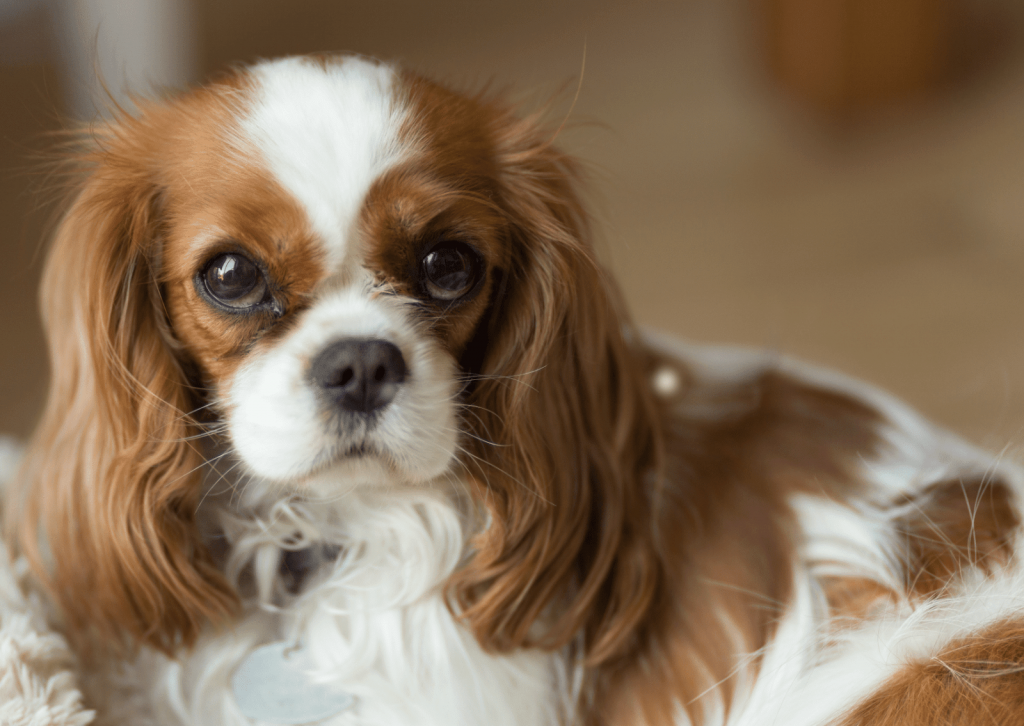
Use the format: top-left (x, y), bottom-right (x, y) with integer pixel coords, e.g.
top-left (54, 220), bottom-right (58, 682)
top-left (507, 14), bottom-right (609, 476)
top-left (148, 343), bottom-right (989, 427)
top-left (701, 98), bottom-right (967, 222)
top-left (421, 243), bottom-right (481, 301)
top-left (202, 253), bottom-right (267, 309)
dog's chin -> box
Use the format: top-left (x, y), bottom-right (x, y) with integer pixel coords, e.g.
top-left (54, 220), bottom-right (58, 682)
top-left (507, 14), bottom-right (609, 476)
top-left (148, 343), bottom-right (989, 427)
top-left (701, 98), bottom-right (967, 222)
top-left (239, 441), bottom-right (455, 499)
top-left (303, 447), bottom-right (397, 490)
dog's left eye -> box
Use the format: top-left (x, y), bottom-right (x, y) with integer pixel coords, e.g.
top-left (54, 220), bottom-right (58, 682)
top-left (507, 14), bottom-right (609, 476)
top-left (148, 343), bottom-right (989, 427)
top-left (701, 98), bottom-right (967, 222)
top-left (421, 242), bottom-right (482, 302)
top-left (202, 253), bottom-right (268, 309)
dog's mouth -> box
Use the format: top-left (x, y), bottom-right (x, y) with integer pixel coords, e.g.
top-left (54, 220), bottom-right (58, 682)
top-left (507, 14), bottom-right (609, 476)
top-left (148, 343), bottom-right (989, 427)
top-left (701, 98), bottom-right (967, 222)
top-left (317, 439), bottom-right (385, 469)
top-left (341, 442), bottom-right (376, 459)
top-left (289, 439), bottom-right (392, 487)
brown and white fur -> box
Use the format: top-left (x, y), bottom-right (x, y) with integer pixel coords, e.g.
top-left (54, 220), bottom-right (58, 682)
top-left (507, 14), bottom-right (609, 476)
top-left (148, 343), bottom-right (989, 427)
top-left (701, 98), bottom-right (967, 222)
top-left (9, 54), bottom-right (1024, 725)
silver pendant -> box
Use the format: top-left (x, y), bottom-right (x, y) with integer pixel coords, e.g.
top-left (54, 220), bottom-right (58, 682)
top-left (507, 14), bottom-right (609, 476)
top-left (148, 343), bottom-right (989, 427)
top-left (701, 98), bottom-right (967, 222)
top-left (232, 641), bottom-right (355, 724)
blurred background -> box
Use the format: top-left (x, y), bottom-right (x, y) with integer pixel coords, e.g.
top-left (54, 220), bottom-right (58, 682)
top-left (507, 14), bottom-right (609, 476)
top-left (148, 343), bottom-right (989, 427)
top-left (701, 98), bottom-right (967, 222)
top-left (2, 0), bottom-right (1024, 450)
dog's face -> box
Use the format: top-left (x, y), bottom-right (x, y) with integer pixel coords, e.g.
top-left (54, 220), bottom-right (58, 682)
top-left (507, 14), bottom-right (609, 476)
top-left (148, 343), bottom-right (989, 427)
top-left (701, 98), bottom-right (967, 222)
top-left (17, 55), bottom-right (661, 662)
top-left (158, 58), bottom-right (512, 488)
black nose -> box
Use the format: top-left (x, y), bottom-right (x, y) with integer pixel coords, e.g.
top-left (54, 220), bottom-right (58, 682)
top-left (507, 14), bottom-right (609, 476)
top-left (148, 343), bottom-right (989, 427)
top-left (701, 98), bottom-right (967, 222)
top-left (309, 339), bottom-right (407, 414)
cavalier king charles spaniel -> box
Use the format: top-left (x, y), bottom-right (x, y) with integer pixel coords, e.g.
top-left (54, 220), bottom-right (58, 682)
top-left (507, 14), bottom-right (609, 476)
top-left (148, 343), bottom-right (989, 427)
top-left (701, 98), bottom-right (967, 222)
top-left (8, 54), bottom-right (1024, 725)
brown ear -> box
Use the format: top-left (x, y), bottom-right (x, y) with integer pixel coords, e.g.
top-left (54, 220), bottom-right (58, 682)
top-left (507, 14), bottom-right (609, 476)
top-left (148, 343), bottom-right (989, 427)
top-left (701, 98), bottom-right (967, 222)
top-left (7, 132), bottom-right (236, 654)
top-left (451, 114), bottom-right (664, 665)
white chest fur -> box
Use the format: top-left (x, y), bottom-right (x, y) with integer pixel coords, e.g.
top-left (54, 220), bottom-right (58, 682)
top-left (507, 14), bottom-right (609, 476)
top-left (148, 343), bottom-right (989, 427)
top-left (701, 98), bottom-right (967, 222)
top-left (87, 486), bottom-right (566, 726)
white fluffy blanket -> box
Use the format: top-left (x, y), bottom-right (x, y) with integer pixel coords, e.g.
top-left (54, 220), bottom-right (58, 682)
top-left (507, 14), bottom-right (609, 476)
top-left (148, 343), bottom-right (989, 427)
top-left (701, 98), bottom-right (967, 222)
top-left (0, 437), bottom-right (94, 725)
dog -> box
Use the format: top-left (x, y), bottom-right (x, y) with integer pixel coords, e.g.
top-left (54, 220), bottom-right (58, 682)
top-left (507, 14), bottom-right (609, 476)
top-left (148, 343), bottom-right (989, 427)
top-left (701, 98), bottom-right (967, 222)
top-left (8, 54), bottom-right (1024, 725)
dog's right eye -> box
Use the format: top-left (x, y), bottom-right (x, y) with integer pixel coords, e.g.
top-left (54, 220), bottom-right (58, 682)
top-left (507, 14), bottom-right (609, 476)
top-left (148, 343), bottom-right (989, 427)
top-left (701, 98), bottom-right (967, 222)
top-left (201, 253), bottom-right (268, 309)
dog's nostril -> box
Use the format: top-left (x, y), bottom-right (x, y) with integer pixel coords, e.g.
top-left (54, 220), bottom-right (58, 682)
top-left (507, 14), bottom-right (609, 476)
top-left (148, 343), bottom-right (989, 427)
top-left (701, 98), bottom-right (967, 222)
top-left (310, 339), bottom-right (407, 414)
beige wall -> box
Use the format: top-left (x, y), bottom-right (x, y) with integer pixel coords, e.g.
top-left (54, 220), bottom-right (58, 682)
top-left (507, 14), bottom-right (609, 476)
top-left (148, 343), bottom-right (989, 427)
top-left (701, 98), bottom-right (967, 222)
top-left (2, 0), bottom-right (1024, 449)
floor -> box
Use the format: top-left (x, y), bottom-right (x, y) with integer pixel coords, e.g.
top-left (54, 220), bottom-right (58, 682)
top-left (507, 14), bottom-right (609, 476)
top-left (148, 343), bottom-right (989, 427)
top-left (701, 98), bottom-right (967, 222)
top-left (2, 0), bottom-right (1024, 452)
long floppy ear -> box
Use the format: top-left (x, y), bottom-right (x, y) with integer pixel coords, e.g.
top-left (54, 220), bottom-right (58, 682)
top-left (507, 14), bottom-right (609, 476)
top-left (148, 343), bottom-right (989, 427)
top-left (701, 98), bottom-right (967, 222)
top-left (7, 128), bottom-right (237, 654)
top-left (452, 113), bottom-right (665, 665)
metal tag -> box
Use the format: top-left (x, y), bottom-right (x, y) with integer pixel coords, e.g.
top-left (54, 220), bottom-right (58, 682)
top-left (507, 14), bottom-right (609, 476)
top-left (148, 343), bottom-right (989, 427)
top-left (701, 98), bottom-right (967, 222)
top-left (232, 641), bottom-right (354, 724)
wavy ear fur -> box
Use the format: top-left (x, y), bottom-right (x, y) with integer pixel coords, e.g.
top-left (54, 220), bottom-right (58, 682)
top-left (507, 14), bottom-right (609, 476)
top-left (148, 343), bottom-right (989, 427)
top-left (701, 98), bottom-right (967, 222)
top-left (7, 125), bottom-right (237, 655)
top-left (453, 113), bottom-right (665, 665)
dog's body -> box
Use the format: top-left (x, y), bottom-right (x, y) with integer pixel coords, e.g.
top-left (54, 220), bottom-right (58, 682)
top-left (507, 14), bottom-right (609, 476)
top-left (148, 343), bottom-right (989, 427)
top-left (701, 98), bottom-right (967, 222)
top-left (10, 56), bottom-right (1024, 725)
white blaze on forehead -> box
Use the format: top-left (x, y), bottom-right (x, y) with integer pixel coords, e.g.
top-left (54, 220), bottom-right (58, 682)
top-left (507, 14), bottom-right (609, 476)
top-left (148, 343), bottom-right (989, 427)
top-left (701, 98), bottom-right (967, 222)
top-left (241, 56), bottom-right (412, 270)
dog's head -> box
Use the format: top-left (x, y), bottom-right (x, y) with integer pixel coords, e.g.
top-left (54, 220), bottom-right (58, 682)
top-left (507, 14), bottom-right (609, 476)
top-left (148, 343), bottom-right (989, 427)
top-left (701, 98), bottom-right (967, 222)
top-left (13, 56), bottom-right (662, 661)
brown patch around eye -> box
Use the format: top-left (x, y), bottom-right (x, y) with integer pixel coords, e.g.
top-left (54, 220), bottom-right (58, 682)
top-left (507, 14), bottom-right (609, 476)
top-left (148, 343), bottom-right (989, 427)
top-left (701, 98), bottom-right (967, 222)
top-left (160, 160), bottom-right (326, 386)
top-left (358, 164), bottom-right (508, 359)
